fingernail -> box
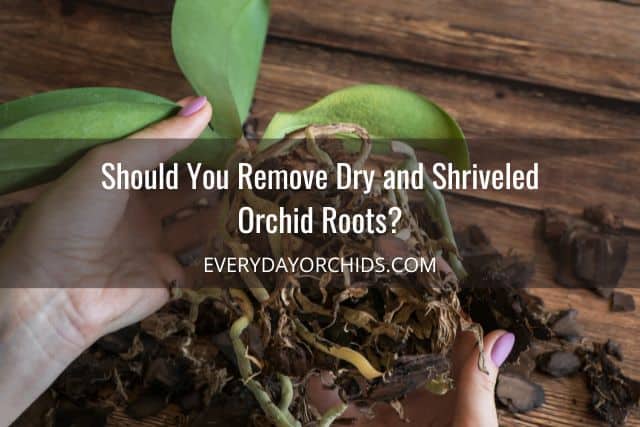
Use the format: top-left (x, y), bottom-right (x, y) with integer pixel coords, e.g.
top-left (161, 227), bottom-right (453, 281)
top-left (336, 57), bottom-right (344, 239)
top-left (178, 96), bottom-right (208, 117)
top-left (491, 332), bottom-right (515, 367)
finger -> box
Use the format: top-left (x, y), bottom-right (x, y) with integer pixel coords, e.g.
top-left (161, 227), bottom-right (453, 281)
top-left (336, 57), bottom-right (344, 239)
top-left (142, 168), bottom-right (215, 218)
top-left (100, 252), bottom-right (179, 335)
top-left (95, 95), bottom-right (212, 172)
top-left (0, 184), bottom-right (49, 208)
top-left (164, 209), bottom-right (216, 253)
top-left (38, 97), bottom-right (212, 232)
top-left (152, 251), bottom-right (187, 288)
top-left (450, 329), bottom-right (481, 378)
top-left (100, 287), bottom-right (170, 337)
top-left (452, 330), bottom-right (515, 427)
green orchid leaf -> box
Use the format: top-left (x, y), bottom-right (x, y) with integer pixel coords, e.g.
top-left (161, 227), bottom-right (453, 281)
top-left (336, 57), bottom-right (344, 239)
top-left (261, 84), bottom-right (469, 169)
top-left (0, 101), bottom-right (177, 140)
top-left (0, 88), bottom-right (230, 194)
top-left (0, 87), bottom-right (171, 128)
top-left (172, 0), bottom-right (270, 138)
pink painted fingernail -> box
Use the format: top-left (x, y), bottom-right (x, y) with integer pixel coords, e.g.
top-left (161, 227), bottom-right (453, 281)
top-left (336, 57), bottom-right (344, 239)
top-left (491, 332), bottom-right (515, 367)
top-left (178, 96), bottom-right (208, 117)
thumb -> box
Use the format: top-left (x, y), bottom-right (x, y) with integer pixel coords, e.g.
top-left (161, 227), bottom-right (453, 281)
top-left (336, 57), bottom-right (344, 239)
top-left (41, 96), bottom-right (212, 233)
top-left (95, 95), bottom-right (212, 171)
top-left (58, 95), bottom-right (212, 190)
top-left (452, 330), bottom-right (515, 427)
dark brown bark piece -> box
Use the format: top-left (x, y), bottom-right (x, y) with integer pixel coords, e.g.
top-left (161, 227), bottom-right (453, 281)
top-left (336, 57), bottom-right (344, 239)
top-left (495, 256), bottom-right (535, 289)
top-left (144, 357), bottom-right (190, 391)
top-left (95, 324), bottom-right (140, 354)
top-left (496, 372), bottom-right (545, 413)
top-left (454, 225), bottom-right (501, 273)
top-left (611, 291), bottom-right (636, 312)
top-left (549, 309), bottom-right (583, 342)
top-left (11, 391), bottom-right (56, 427)
top-left (574, 231), bottom-right (628, 287)
top-left (189, 386), bottom-right (258, 427)
top-left (178, 391), bottom-right (203, 413)
top-left (542, 207), bottom-right (629, 290)
top-left (266, 343), bottom-right (313, 378)
top-left (125, 392), bottom-right (168, 420)
top-left (554, 232), bottom-right (585, 289)
top-left (212, 324), bottom-right (265, 367)
top-left (363, 354), bottom-right (450, 402)
top-left (458, 226), bottom-right (550, 362)
top-left (593, 287), bottom-right (614, 299)
top-left (578, 343), bottom-right (640, 426)
top-left (536, 351), bottom-right (582, 378)
top-left (53, 401), bottom-right (110, 427)
top-left (543, 208), bottom-right (574, 243)
top-left (54, 353), bottom-right (115, 400)
top-left (583, 204), bottom-right (624, 230)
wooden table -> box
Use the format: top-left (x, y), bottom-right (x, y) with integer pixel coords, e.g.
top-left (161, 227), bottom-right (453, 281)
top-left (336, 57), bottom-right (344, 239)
top-left (1, 0), bottom-right (639, 425)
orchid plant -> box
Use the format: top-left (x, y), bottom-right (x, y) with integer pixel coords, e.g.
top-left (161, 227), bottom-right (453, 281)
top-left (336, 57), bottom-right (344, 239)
top-left (0, 1), bottom-right (473, 425)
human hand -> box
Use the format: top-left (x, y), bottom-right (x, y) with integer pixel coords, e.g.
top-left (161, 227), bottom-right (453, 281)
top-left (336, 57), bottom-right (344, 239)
top-left (308, 330), bottom-right (515, 427)
top-left (0, 95), bottom-right (212, 425)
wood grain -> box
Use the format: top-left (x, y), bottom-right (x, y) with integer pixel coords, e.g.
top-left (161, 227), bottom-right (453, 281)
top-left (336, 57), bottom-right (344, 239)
top-left (2, 1), bottom-right (639, 228)
top-left (255, 43), bottom-right (640, 228)
top-left (83, 0), bottom-right (640, 102)
top-left (269, 0), bottom-right (640, 102)
top-left (1, 1), bottom-right (639, 426)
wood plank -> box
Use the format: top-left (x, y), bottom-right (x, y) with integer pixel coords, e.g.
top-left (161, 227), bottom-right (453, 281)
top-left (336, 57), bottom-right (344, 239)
top-left (446, 195), bottom-right (640, 370)
top-left (2, 2), bottom-right (639, 427)
top-left (446, 195), bottom-right (640, 427)
top-left (256, 43), bottom-right (640, 139)
top-left (83, 0), bottom-right (640, 102)
top-left (269, 0), bottom-right (640, 102)
top-left (2, 1), bottom-right (639, 229)
top-left (85, 0), bottom-right (174, 14)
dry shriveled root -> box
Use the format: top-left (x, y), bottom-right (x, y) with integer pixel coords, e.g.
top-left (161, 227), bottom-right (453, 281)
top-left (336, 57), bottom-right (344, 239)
top-left (21, 124), bottom-right (482, 426)
top-left (9, 131), bottom-right (635, 426)
top-left (176, 124), bottom-right (484, 426)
